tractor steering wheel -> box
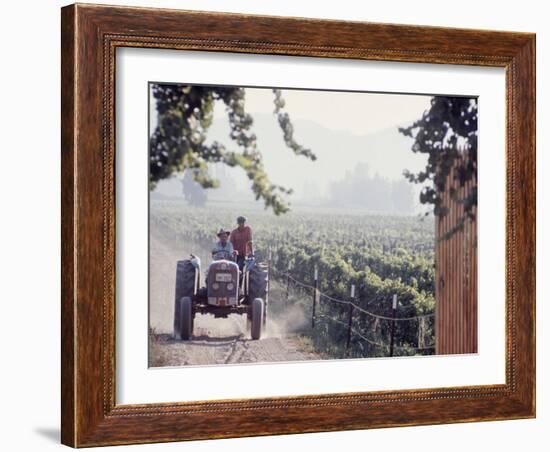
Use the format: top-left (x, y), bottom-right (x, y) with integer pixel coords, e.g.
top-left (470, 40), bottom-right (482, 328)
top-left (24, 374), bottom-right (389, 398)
top-left (212, 250), bottom-right (233, 261)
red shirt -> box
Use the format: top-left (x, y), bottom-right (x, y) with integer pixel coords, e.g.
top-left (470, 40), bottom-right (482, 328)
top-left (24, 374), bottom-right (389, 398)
top-left (230, 226), bottom-right (252, 257)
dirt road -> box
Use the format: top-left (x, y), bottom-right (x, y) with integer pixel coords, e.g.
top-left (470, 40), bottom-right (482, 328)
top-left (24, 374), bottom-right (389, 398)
top-left (150, 310), bottom-right (320, 367)
top-left (150, 333), bottom-right (319, 367)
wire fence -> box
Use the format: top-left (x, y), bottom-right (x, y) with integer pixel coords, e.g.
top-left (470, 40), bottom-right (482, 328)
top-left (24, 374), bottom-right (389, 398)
top-left (281, 271), bottom-right (434, 322)
top-left (270, 267), bottom-right (435, 356)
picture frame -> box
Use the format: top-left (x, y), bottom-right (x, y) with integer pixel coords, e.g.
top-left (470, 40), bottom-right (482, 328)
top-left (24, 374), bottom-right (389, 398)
top-left (61, 3), bottom-right (535, 447)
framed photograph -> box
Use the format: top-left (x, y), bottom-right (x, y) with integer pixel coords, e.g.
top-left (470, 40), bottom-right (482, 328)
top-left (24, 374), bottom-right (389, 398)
top-left (61, 3), bottom-right (535, 447)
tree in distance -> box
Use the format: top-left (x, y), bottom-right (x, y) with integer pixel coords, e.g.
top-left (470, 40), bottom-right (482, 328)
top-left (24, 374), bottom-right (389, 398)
top-left (181, 170), bottom-right (207, 207)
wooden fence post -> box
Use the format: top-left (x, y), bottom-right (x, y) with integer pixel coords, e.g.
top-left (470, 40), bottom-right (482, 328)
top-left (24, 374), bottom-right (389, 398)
top-left (286, 261), bottom-right (292, 306)
top-left (267, 247), bottom-right (272, 302)
top-left (346, 284), bottom-right (355, 351)
top-left (389, 294), bottom-right (398, 357)
top-left (312, 265), bottom-right (318, 328)
top-left (418, 315), bottom-right (425, 350)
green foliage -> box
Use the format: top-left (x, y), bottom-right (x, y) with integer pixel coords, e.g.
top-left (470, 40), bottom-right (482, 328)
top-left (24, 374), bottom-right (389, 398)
top-left (150, 84), bottom-right (315, 215)
top-left (272, 89), bottom-right (317, 161)
top-left (399, 96), bottom-right (478, 232)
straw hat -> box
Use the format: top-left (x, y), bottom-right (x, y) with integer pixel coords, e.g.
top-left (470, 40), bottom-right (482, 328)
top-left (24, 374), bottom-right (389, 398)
top-left (217, 228), bottom-right (230, 237)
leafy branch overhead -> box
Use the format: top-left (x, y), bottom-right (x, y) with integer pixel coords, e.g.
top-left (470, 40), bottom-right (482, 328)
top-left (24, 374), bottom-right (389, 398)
top-left (149, 84), bottom-right (315, 214)
top-left (399, 97), bottom-right (478, 237)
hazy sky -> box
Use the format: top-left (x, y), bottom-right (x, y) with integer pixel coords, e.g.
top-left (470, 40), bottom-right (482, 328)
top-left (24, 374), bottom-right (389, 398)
top-left (231, 88), bottom-right (431, 136)
top-left (149, 85), bottom-right (431, 136)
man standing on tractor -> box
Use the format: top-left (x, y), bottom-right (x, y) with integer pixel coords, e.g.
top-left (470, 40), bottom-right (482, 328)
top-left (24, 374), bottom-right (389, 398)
top-left (230, 216), bottom-right (253, 271)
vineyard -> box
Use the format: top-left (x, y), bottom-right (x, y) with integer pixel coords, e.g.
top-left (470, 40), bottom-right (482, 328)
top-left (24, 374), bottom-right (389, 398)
top-left (151, 199), bottom-right (436, 359)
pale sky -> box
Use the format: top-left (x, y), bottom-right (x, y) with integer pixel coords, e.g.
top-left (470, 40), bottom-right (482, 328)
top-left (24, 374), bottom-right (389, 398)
top-left (231, 88), bottom-right (431, 136)
top-left (149, 85), bottom-right (431, 137)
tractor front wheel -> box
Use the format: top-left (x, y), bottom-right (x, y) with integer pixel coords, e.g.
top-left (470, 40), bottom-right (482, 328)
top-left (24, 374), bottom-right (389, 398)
top-left (250, 298), bottom-right (264, 340)
top-left (175, 296), bottom-right (194, 340)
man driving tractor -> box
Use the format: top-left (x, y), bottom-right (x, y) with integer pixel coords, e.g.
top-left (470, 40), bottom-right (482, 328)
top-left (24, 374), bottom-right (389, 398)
top-left (212, 228), bottom-right (236, 258)
top-left (230, 216), bottom-right (253, 271)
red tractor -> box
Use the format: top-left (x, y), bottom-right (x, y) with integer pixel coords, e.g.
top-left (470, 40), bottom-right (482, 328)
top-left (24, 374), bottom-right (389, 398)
top-left (173, 250), bottom-right (269, 341)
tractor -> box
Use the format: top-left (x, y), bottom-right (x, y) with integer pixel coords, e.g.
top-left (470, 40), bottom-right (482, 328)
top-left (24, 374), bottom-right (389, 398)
top-left (173, 250), bottom-right (269, 341)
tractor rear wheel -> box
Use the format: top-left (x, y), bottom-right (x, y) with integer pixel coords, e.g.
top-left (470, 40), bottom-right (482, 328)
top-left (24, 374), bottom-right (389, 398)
top-left (175, 260), bottom-right (196, 300)
top-left (248, 263), bottom-right (268, 328)
top-left (175, 296), bottom-right (194, 340)
top-left (250, 298), bottom-right (264, 340)
top-left (174, 260), bottom-right (196, 339)
top-left (248, 263), bottom-right (268, 301)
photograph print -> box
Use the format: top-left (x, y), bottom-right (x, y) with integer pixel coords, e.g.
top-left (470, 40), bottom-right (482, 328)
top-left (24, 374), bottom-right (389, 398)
top-left (148, 82), bottom-right (478, 367)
